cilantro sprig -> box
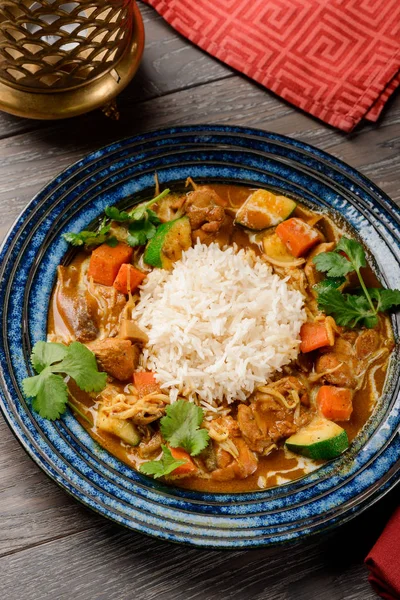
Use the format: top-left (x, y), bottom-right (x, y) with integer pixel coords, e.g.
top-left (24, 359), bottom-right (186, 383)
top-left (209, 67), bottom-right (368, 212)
top-left (63, 217), bottom-right (117, 248)
top-left (63, 189), bottom-right (169, 249)
top-left (22, 341), bottom-right (107, 420)
top-left (140, 400), bottom-right (209, 479)
top-left (313, 237), bottom-right (400, 328)
top-left (140, 445), bottom-right (186, 479)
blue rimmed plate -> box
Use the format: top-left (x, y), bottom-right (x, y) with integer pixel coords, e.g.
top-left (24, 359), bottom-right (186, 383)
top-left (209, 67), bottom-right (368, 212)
top-left (0, 125), bottom-right (399, 547)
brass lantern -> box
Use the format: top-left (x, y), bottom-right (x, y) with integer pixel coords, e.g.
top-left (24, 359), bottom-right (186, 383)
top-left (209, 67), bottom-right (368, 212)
top-left (0, 0), bottom-right (144, 119)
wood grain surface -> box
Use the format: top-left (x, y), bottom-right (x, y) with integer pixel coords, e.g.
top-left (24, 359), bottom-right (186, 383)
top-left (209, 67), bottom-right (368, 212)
top-left (0, 2), bottom-right (399, 598)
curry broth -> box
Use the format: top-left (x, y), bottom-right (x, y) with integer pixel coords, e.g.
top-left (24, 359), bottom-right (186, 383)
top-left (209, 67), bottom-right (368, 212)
top-left (48, 183), bottom-right (393, 493)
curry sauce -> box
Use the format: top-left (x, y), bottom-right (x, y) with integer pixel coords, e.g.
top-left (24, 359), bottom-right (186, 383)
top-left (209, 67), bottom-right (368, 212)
top-left (48, 183), bottom-right (394, 493)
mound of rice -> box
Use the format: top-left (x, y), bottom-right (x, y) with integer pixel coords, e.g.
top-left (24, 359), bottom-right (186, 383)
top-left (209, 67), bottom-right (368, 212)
top-left (132, 243), bottom-right (306, 412)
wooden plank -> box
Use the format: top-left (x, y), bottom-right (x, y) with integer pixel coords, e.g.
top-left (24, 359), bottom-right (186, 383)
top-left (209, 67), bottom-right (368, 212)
top-left (0, 63), bottom-right (398, 600)
top-left (1, 488), bottom-right (395, 600)
top-left (0, 2), bottom-right (233, 140)
top-left (0, 420), bottom-right (101, 557)
top-left (1, 76), bottom-right (399, 243)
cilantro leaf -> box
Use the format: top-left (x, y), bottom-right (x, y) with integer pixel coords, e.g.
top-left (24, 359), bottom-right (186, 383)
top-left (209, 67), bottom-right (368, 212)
top-left (317, 288), bottom-right (377, 328)
top-left (160, 400), bottom-right (209, 456)
top-left (104, 206), bottom-right (131, 222)
top-left (63, 218), bottom-right (111, 248)
top-left (336, 237), bottom-right (366, 271)
top-left (30, 341), bottom-right (68, 374)
top-left (105, 236), bottom-right (118, 248)
top-left (127, 230), bottom-right (147, 247)
top-left (52, 341), bottom-right (107, 393)
top-left (313, 252), bottom-right (354, 278)
top-left (147, 209), bottom-right (161, 225)
top-left (313, 277), bottom-right (346, 296)
top-left (31, 372), bottom-right (69, 420)
top-left (22, 341), bottom-right (107, 420)
top-left (127, 219), bottom-right (157, 247)
top-left (140, 445), bottom-right (186, 479)
top-left (368, 288), bottom-right (400, 313)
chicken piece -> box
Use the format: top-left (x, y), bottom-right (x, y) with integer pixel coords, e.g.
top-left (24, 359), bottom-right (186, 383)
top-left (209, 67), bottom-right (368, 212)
top-left (153, 193), bottom-right (186, 223)
top-left (211, 438), bottom-right (258, 481)
top-left (56, 265), bottom-right (98, 342)
top-left (138, 431), bottom-right (163, 459)
top-left (305, 242), bottom-right (335, 290)
top-left (355, 329), bottom-right (380, 359)
top-left (238, 399), bottom-right (299, 453)
top-left (238, 377), bottom-right (313, 454)
top-left (184, 188), bottom-right (226, 240)
top-left (87, 338), bottom-right (139, 381)
top-left (315, 352), bottom-right (357, 388)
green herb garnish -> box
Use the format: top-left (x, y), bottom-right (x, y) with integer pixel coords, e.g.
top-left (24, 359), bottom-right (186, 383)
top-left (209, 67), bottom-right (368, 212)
top-left (313, 237), bottom-right (400, 328)
top-left (140, 445), bottom-right (186, 479)
top-left (160, 399), bottom-right (209, 456)
top-left (63, 217), bottom-right (112, 248)
top-left (63, 189), bottom-right (169, 249)
top-left (139, 401), bottom-right (210, 478)
top-left (22, 341), bottom-right (107, 420)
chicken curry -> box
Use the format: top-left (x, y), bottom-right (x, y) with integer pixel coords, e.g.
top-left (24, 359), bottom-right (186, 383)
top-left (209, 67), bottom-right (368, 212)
top-left (36, 182), bottom-right (397, 493)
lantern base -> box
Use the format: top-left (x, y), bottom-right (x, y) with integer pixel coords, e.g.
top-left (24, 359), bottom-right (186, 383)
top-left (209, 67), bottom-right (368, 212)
top-left (0, 3), bottom-right (144, 121)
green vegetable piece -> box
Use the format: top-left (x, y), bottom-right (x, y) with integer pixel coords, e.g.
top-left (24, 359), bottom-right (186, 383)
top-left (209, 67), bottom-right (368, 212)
top-left (140, 445), bottom-right (186, 479)
top-left (22, 341), bottom-right (107, 421)
top-left (285, 416), bottom-right (349, 460)
top-left (160, 399), bottom-right (209, 456)
top-left (144, 216), bottom-right (192, 270)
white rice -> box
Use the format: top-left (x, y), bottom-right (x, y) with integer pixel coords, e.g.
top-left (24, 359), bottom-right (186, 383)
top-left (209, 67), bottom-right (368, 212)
top-left (132, 242), bottom-right (306, 411)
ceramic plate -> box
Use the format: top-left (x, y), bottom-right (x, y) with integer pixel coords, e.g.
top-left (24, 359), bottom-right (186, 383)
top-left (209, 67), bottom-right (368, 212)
top-left (1, 125), bottom-right (399, 547)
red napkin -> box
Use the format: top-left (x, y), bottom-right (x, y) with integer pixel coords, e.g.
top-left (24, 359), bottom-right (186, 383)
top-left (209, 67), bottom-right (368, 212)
top-left (143, 0), bottom-right (400, 132)
top-left (365, 506), bottom-right (400, 600)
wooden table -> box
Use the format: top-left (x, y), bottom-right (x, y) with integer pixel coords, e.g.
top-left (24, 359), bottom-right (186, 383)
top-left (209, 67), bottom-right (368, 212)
top-left (1, 4), bottom-right (399, 598)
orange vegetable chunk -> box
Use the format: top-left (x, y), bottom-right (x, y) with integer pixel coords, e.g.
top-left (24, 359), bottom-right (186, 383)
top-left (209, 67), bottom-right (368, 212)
top-left (169, 447), bottom-right (198, 476)
top-left (300, 321), bottom-right (334, 353)
top-left (87, 243), bottom-right (133, 286)
top-left (317, 386), bottom-right (353, 421)
top-left (276, 218), bottom-right (321, 257)
top-left (133, 371), bottom-right (161, 396)
top-left (113, 264), bottom-right (146, 295)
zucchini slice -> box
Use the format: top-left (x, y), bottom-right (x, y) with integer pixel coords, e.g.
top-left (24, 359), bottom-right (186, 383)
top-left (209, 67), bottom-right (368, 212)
top-left (144, 216), bottom-right (192, 270)
top-left (234, 189), bottom-right (296, 231)
top-left (285, 416), bottom-right (349, 460)
top-left (263, 232), bottom-right (296, 263)
top-left (96, 409), bottom-right (141, 446)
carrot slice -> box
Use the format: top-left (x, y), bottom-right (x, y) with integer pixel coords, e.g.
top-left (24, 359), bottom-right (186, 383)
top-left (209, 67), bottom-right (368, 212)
top-left (133, 371), bottom-right (161, 396)
top-left (169, 447), bottom-right (198, 475)
top-left (276, 218), bottom-right (321, 257)
top-left (113, 264), bottom-right (146, 295)
top-left (87, 243), bottom-right (133, 286)
top-left (300, 321), bottom-right (334, 353)
top-left (317, 386), bottom-right (353, 421)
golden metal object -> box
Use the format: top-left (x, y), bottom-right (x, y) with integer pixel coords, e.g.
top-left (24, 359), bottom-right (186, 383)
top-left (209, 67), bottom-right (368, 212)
top-left (0, 0), bottom-right (144, 119)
